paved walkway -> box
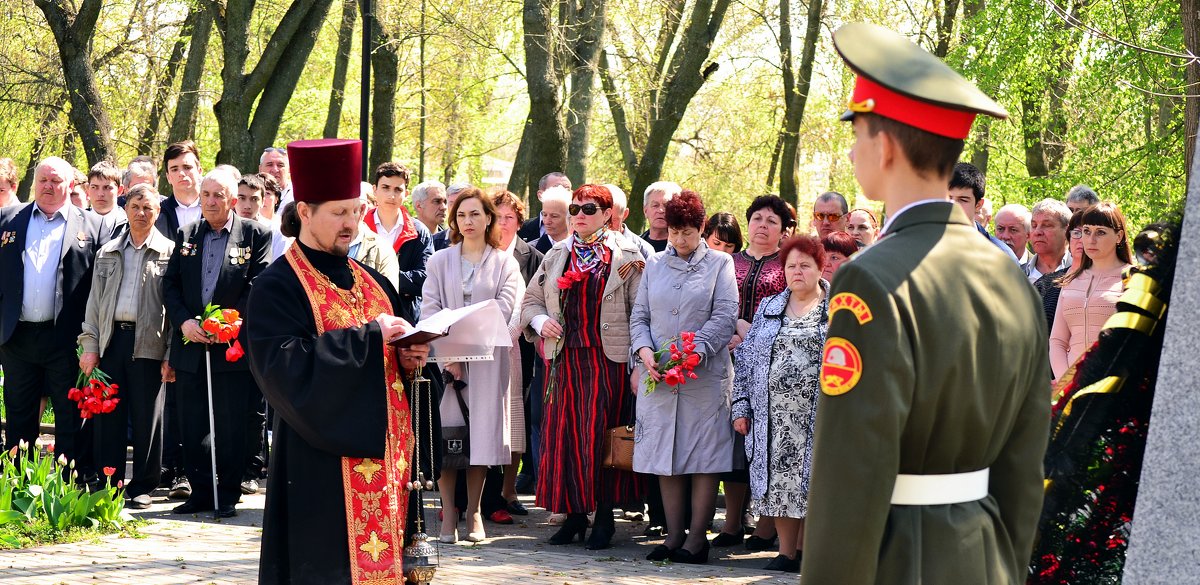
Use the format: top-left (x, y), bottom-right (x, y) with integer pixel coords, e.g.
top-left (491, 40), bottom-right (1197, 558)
top-left (0, 491), bottom-right (798, 584)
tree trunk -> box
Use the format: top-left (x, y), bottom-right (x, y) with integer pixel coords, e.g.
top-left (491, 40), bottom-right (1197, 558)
top-left (933, 0), bottom-right (962, 58)
top-left (1183, 0), bottom-right (1200, 183)
top-left (508, 116), bottom-right (533, 204)
top-left (34, 0), bottom-right (115, 166)
top-left (138, 11), bottom-right (194, 156)
top-left (18, 105), bottom-right (62, 203)
top-left (369, 18), bottom-right (399, 172)
top-left (599, 50), bottom-right (638, 181)
top-left (521, 0), bottom-right (568, 198)
top-left (565, 0), bottom-right (606, 187)
top-left (778, 0), bottom-right (823, 206)
top-left (766, 130), bottom-right (783, 189)
top-left (168, 5), bottom-right (212, 146)
top-left (1021, 89), bottom-right (1049, 177)
top-left (212, 0), bottom-right (336, 170)
top-left (324, 0), bottom-right (357, 138)
top-left (626, 0), bottom-right (731, 230)
top-left (970, 120), bottom-right (991, 174)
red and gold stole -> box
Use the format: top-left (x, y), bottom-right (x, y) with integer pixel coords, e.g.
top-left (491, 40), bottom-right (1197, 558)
top-left (286, 244), bottom-right (412, 585)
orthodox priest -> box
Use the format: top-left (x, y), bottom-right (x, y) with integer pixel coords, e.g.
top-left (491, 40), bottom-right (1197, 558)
top-left (245, 138), bottom-right (429, 584)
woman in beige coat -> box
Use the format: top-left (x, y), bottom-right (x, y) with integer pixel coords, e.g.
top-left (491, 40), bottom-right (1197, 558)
top-left (520, 184), bottom-right (645, 550)
top-left (422, 187), bottom-right (524, 544)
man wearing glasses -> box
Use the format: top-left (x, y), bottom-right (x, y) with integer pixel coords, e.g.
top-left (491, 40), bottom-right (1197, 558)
top-left (812, 191), bottom-right (850, 238)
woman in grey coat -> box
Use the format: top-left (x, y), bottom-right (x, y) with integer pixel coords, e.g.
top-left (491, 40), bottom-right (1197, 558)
top-left (631, 191), bottom-right (737, 564)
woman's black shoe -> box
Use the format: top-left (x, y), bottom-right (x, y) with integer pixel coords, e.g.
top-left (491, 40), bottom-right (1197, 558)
top-left (585, 524), bottom-right (614, 550)
top-left (506, 499), bottom-right (529, 515)
top-left (763, 554), bottom-right (800, 573)
top-left (645, 544), bottom-right (675, 561)
top-left (710, 531), bottom-right (744, 547)
top-left (669, 541), bottom-right (711, 565)
top-left (547, 514), bottom-right (588, 545)
top-left (745, 534), bottom-right (778, 551)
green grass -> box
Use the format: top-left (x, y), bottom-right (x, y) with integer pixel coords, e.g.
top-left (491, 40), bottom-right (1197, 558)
top-left (0, 518), bottom-right (146, 549)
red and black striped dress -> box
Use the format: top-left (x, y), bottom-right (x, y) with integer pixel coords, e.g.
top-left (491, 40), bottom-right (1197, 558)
top-left (535, 261), bottom-right (641, 513)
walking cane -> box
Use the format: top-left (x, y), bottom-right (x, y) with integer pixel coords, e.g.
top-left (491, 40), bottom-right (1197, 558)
top-left (204, 349), bottom-right (220, 519)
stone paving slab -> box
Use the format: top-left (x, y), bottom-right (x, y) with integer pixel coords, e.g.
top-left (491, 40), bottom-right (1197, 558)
top-left (0, 491), bottom-right (799, 584)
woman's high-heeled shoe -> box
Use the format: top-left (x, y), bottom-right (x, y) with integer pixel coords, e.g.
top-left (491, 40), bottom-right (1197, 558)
top-left (645, 544), bottom-right (676, 561)
top-left (547, 513), bottom-right (588, 545)
top-left (438, 529), bottom-right (458, 544)
top-left (464, 513), bottom-right (486, 542)
top-left (669, 540), bottom-right (711, 565)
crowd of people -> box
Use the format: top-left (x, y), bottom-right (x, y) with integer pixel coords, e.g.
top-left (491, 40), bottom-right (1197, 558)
top-left (0, 136), bottom-right (1141, 569)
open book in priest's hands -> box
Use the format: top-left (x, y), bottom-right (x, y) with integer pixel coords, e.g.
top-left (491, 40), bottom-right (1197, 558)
top-left (387, 299), bottom-right (512, 362)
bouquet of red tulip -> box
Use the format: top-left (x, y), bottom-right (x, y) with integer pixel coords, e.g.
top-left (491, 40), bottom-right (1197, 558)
top-left (69, 348), bottom-right (119, 419)
top-left (644, 331), bottom-right (701, 395)
top-left (188, 303), bottom-right (245, 362)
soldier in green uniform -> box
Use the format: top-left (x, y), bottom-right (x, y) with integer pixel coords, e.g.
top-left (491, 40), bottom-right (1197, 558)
top-left (800, 23), bottom-right (1051, 584)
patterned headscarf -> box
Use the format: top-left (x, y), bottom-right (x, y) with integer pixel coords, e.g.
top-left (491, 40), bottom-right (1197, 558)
top-left (570, 227), bottom-right (611, 275)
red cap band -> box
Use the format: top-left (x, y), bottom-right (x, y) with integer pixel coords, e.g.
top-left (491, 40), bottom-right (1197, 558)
top-left (849, 75), bottom-right (977, 139)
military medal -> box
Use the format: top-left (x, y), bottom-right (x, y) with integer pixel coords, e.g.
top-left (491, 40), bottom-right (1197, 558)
top-left (180, 241), bottom-right (196, 256)
top-left (0, 231), bottom-right (14, 246)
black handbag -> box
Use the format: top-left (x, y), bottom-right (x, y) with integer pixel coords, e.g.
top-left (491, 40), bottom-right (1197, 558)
top-left (441, 370), bottom-right (471, 470)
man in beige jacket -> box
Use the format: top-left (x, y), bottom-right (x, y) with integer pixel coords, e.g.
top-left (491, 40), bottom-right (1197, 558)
top-left (78, 184), bottom-right (175, 508)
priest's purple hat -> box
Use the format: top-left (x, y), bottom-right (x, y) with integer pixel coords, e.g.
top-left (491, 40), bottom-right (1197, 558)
top-left (287, 139), bottom-right (361, 203)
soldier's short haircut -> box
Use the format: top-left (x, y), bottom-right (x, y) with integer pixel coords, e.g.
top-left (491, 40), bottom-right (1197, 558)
top-left (863, 113), bottom-right (965, 181)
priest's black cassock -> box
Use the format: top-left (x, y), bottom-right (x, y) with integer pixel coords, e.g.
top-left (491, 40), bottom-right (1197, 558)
top-left (245, 241), bottom-right (441, 584)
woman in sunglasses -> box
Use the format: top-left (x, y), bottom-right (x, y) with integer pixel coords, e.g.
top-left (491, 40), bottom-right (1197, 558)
top-left (422, 187), bottom-right (525, 544)
top-left (1049, 202), bottom-right (1133, 387)
top-left (521, 184), bottom-right (645, 550)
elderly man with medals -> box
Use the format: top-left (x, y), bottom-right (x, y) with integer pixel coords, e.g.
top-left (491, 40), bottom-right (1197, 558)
top-left (800, 24), bottom-right (1050, 584)
top-left (245, 139), bottom-right (431, 584)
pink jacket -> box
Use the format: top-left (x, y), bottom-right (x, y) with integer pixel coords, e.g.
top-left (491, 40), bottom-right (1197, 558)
top-left (1049, 264), bottom-right (1129, 379)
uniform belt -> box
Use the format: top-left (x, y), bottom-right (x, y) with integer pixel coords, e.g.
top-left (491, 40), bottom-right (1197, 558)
top-left (891, 468), bottom-right (989, 505)
top-left (115, 321), bottom-right (136, 330)
top-left (18, 320), bottom-right (53, 329)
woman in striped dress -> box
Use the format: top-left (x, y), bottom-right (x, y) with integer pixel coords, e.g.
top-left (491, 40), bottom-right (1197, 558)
top-left (520, 184), bottom-right (645, 550)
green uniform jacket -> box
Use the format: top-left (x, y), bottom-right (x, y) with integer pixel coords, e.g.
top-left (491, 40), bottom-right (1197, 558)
top-left (800, 201), bottom-right (1050, 585)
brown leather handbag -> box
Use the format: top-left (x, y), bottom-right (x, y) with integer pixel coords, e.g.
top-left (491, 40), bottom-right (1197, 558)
top-left (601, 425), bottom-right (635, 471)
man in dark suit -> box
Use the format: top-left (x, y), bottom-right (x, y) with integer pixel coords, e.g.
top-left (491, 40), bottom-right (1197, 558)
top-left (153, 140), bottom-right (205, 500)
top-left (162, 168), bottom-right (271, 518)
top-left (529, 185), bottom-right (571, 255)
top-left (517, 172), bottom-right (571, 243)
top-left (0, 157), bottom-right (103, 467)
top-left (154, 140), bottom-right (204, 242)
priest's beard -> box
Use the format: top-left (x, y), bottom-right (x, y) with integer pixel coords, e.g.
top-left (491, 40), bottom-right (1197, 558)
top-left (302, 228), bottom-right (354, 257)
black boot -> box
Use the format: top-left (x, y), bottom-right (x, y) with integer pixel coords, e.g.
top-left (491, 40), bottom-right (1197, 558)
top-left (586, 504), bottom-right (616, 550)
top-left (547, 513), bottom-right (588, 545)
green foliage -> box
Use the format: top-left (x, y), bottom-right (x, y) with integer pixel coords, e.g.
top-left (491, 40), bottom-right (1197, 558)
top-left (0, 439), bottom-right (132, 549)
top-left (0, 0), bottom-right (1188, 228)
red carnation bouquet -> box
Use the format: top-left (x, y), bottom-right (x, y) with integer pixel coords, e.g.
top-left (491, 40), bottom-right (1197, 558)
top-left (643, 331), bottom-right (700, 394)
top-left (542, 269), bottom-right (588, 404)
top-left (187, 303), bottom-right (245, 362)
top-left (69, 347), bottom-right (119, 419)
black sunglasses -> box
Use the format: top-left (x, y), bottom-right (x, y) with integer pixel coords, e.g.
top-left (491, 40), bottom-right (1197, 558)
top-left (569, 203), bottom-right (609, 216)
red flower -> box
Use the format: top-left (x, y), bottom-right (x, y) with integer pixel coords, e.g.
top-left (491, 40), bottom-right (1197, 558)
top-left (556, 276), bottom-right (574, 289)
top-left (216, 324), bottom-right (236, 343)
top-left (226, 339), bottom-right (245, 362)
top-left (202, 317), bottom-right (222, 336)
top-left (103, 466), bottom-right (116, 477)
top-left (683, 353), bottom-right (701, 368)
top-left (221, 308), bottom-right (240, 323)
top-left (68, 387), bottom-right (82, 401)
top-left (46, 443), bottom-right (54, 454)
top-left (664, 370), bottom-right (682, 386)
